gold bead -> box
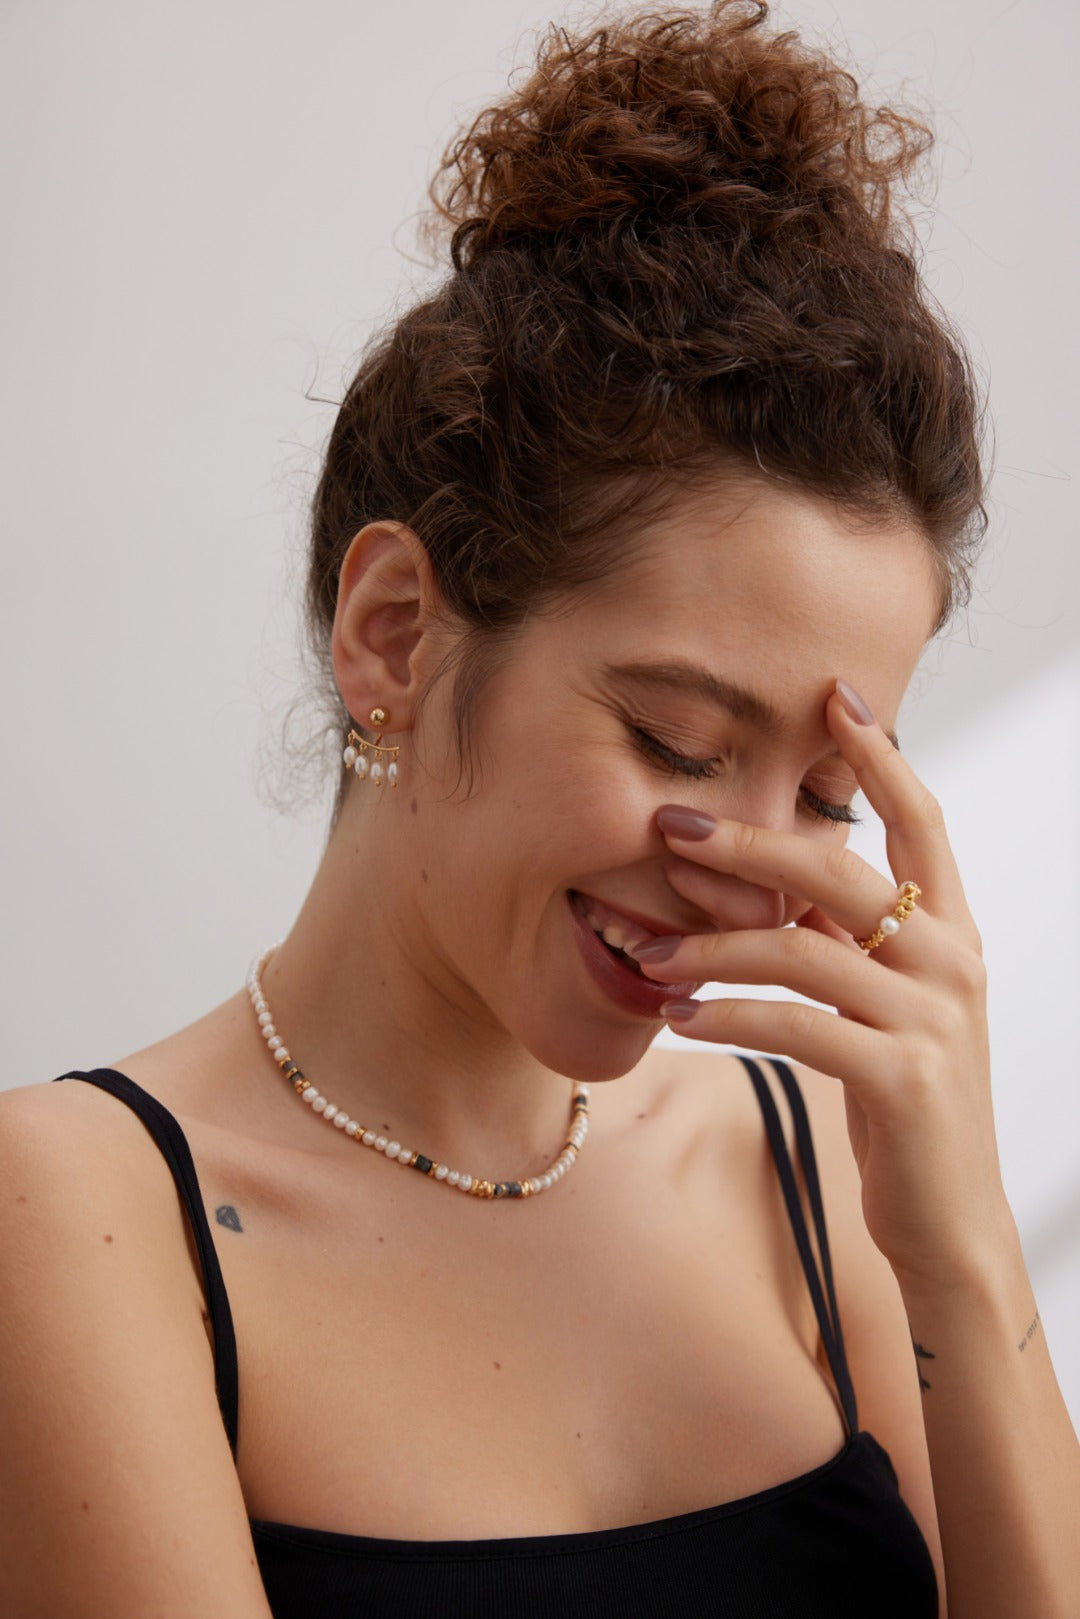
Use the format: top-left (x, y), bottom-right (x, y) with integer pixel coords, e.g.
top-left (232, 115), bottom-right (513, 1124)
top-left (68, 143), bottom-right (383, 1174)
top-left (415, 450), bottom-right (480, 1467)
top-left (369, 706), bottom-right (388, 727)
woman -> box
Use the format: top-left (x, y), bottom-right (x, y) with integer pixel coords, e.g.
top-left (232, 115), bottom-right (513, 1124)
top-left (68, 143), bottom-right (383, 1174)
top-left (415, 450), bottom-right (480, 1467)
top-left (2, 2), bottom-right (1077, 1614)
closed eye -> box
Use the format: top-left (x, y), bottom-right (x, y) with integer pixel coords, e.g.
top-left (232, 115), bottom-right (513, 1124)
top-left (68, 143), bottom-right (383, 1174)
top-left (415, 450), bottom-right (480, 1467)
top-left (629, 726), bottom-right (861, 825)
top-left (799, 786), bottom-right (862, 826)
top-left (629, 725), bottom-right (721, 780)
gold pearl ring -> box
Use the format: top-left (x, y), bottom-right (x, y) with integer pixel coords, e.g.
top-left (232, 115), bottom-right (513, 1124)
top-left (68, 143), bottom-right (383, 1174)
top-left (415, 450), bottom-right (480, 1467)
top-left (855, 881), bottom-right (922, 953)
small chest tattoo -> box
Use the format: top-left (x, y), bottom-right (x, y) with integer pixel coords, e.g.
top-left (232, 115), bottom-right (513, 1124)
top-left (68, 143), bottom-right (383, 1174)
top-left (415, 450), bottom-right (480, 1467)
top-left (215, 1204), bottom-right (243, 1233)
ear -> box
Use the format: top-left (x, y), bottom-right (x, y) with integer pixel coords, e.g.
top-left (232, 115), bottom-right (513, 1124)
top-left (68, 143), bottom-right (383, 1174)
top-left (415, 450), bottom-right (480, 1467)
top-left (330, 522), bottom-right (443, 729)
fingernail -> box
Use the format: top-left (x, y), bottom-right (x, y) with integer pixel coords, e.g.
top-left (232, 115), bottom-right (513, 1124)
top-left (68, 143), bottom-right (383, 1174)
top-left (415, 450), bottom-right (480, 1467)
top-left (657, 805), bottom-right (717, 840)
top-left (835, 679), bottom-right (875, 726)
top-left (633, 935), bottom-right (682, 963)
top-left (661, 999), bottom-right (700, 1021)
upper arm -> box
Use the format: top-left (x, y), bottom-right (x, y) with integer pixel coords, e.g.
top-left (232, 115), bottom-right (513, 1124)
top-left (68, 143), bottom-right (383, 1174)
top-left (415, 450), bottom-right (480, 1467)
top-left (0, 1082), bottom-right (273, 1619)
top-left (791, 1062), bottom-right (947, 1614)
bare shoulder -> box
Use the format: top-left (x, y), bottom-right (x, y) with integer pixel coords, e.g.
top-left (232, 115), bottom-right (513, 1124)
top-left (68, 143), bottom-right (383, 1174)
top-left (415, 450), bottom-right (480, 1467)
top-left (623, 1041), bottom-right (764, 1128)
top-left (0, 1079), bottom-right (272, 1618)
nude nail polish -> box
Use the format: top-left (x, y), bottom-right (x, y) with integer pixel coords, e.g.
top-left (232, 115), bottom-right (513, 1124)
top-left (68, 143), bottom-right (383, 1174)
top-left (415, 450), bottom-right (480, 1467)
top-left (835, 679), bottom-right (875, 726)
top-left (657, 806), bottom-right (717, 840)
top-left (634, 936), bottom-right (682, 963)
top-left (661, 1000), bottom-right (700, 1021)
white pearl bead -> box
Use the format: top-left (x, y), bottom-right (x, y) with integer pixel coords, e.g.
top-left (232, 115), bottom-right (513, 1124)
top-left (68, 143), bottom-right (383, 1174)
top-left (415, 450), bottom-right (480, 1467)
top-left (370, 761), bottom-right (384, 785)
top-left (881, 914), bottom-right (901, 935)
top-left (343, 745), bottom-right (357, 767)
top-left (354, 753), bottom-right (369, 778)
top-left (387, 761), bottom-right (398, 786)
top-left (248, 951), bottom-right (590, 1201)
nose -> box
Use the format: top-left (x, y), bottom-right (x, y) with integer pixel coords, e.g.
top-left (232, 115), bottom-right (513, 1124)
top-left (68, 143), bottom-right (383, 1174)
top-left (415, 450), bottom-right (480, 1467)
top-left (662, 784), bottom-right (798, 934)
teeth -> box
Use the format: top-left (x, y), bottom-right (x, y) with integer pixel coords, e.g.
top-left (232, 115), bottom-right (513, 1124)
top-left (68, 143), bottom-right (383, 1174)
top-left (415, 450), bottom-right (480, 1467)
top-left (574, 892), bottom-right (654, 959)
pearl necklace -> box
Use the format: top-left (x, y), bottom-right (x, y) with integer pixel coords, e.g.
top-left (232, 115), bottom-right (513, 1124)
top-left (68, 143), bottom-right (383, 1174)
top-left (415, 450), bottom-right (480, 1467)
top-left (246, 946), bottom-right (590, 1199)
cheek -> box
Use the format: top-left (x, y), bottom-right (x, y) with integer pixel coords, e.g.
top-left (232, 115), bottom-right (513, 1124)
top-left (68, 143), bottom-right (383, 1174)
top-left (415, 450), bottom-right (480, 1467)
top-left (497, 732), bottom-right (668, 876)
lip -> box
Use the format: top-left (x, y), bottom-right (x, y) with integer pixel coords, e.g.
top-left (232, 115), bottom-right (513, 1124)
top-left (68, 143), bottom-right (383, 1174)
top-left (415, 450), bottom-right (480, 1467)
top-left (567, 891), bottom-right (702, 1019)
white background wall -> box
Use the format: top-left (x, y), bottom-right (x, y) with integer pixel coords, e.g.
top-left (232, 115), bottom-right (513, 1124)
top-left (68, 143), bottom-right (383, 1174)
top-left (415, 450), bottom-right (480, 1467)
top-left (3, 0), bottom-right (1078, 1420)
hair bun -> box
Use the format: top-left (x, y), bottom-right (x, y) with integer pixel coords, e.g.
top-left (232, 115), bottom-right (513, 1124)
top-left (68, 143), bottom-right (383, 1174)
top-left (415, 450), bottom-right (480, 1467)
top-left (427, 1), bottom-right (933, 269)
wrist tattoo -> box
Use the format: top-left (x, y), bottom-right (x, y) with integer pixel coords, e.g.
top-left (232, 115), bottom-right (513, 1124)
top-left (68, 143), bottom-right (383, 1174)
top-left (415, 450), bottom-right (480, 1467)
top-left (1017, 1309), bottom-right (1040, 1353)
top-left (911, 1335), bottom-right (936, 1392)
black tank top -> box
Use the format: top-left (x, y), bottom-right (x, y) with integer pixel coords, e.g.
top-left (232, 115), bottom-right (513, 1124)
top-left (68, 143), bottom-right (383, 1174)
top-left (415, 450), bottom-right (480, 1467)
top-left (55, 1057), bottom-right (938, 1617)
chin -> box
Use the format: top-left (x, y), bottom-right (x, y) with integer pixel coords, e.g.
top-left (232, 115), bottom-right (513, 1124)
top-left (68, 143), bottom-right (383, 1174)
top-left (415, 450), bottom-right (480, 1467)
top-left (517, 1014), bottom-right (659, 1086)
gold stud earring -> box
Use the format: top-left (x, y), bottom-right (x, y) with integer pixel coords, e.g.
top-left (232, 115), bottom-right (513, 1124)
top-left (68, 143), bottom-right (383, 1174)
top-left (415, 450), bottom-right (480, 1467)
top-left (342, 707), bottom-right (400, 787)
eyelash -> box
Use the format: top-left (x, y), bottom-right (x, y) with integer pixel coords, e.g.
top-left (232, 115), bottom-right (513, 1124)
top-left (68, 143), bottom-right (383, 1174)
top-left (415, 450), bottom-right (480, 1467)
top-left (628, 726), bottom-right (862, 826)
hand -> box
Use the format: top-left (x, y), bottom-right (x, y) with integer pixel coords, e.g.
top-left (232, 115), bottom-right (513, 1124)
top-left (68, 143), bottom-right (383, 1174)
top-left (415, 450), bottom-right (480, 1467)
top-left (637, 682), bottom-right (1007, 1289)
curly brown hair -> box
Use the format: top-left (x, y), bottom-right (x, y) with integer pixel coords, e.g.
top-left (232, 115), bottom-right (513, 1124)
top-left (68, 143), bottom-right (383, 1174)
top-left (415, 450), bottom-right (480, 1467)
top-left (307, 0), bottom-right (988, 806)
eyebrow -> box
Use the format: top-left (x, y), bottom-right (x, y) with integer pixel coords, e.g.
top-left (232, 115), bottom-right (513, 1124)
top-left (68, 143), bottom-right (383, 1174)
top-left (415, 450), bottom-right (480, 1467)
top-left (601, 659), bottom-right (901, 751)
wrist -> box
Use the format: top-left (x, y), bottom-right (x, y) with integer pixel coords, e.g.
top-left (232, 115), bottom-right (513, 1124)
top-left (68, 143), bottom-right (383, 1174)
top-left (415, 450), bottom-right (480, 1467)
top-left (890, 1199), bottom-right (1026, 1312)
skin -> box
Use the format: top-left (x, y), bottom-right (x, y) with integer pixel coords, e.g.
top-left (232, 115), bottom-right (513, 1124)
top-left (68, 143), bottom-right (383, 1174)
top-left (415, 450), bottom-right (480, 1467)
top-left (1, 474), bottom-right (1077, 1618)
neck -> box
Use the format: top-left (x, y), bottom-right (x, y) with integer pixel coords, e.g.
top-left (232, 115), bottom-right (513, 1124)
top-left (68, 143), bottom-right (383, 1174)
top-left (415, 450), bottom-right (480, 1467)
top-left (255, 808), bottom-right (574, 1179)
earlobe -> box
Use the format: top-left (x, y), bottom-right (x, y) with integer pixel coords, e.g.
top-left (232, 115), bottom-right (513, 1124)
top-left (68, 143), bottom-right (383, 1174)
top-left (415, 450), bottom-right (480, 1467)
top-left (331, 522), bottom-right (435, 726)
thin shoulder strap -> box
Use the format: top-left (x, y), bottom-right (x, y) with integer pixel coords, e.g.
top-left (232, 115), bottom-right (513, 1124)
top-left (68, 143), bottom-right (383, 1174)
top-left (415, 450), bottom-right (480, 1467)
top-left (53, 1068), bottom-right (240, 1457)
top-left (737, 1054), bottom-right (859, 1437)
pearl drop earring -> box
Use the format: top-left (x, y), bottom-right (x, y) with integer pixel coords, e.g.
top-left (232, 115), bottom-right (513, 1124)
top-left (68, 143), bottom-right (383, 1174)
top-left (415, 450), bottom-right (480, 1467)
top-left (342, 707), bottom-right (400, 787)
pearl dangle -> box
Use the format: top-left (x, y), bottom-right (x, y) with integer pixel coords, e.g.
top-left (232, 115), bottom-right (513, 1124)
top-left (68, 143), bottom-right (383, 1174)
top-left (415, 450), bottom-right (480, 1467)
top-left (343, 706), bottom-right (399, 787)
top-left (246, 946), bottom-right (590, 1199)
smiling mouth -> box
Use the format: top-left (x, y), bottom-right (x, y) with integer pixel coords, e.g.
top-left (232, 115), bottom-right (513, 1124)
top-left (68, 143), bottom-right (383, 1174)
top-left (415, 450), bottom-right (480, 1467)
top-left (568, 890), bottom-right (662, 976)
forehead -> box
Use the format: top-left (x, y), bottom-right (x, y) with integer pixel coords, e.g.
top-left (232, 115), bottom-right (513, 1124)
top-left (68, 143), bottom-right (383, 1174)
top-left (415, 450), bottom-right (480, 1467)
top-left (574, 476), bottom-right (939, 714)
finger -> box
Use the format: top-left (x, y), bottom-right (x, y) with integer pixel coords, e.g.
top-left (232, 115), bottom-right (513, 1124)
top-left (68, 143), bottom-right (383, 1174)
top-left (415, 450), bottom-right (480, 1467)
top-left (796, 905), bottom-right (854, 947)
top-left (660, 817), bottom-right (928, 952)
top-left (828, 682), bottom-right (974, 928)
top-left (659, 994), bottom-right (894, 1093)
top-left (636, 925), bottom-right (925, 1024)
